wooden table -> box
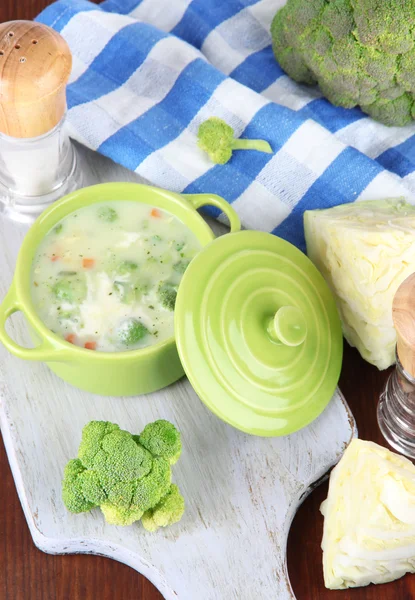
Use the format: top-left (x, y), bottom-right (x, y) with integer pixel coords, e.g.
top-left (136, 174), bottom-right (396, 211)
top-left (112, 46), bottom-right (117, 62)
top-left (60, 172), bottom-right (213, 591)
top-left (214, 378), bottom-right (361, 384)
top-left (0, 2), bottom-right (414, 600)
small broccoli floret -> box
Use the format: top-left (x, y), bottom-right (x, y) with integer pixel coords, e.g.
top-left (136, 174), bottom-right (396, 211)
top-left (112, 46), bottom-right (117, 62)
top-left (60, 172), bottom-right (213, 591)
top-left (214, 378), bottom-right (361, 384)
top-left (197, 117), bottom-right (272, 165)
top-left (53, 223), bottom-right (63, 235)
top-left (101, 502), bottom-right (144, 527)
top-left (78, 421), bottom-right (120, 468)
top-left (173, 260), bottom-right (190, 275)
top-left (158, 284), bottom-right (178, 311)
top-left (117, 261), bottom-right (138, 275)
top-left (78, 470), bottom-right (107, 505)
top-left (142, 484), bottom-right (185, 532)
top-left (133, 457), bottom-right (171, 511)
top-left (62, 420), bottom-right (184, 529)
top-left (53, 280), bottom-right (72, 302)
top-left (139, 420), bottom-right (182, 465)
top-left (52, 274), bottom-right (86, 304)
top-left (271, 0), bottom-right (415, 126)
top-left (62, 459), bottom-right (96, 513)
top-left (117, 318), bottom-right (149, 346)
top-left (97, 206), bottom-right (118, 222)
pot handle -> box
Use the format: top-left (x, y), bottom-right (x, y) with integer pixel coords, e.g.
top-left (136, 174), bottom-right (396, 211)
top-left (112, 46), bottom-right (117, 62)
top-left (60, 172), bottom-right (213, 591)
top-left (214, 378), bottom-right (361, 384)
top-left (183, 193), bottom-right (241, 233)
top-left (0, 285), bottom-right (68, 362)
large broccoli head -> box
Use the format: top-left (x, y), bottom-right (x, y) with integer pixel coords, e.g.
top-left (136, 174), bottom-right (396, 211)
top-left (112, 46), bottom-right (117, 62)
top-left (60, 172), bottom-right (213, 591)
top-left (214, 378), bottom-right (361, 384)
top-left (62, 420), bottom-right (185, 530)
top-left (271, 0), bottom-right (415, 126)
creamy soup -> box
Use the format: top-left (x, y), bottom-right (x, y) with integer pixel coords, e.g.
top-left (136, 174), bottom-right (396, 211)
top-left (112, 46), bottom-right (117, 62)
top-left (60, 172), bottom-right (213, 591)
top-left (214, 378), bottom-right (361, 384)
top-left (31, 201), bottom-right (202, 352)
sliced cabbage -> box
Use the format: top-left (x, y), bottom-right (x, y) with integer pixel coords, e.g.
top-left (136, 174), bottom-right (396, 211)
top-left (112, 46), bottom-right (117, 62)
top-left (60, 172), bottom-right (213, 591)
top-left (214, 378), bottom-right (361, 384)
top-left (321, 439), bottom-right (415, 590)
top-left (304, 199), bottom-right (415, 369)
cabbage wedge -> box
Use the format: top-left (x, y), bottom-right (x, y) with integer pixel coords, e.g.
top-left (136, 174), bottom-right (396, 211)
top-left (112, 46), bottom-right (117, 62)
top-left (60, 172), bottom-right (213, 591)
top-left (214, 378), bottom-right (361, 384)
top-left (321, 439), bottom-right (415, 589)
top-left (304, 199), bottom-right (415, 369)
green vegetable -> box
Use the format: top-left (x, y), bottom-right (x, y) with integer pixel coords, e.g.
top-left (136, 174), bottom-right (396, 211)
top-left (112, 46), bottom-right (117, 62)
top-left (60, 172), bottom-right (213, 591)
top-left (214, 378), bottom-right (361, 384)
top-left (197, 117), bottom-right (272, 164)
top-left (62, 458), bottom-right (96, 513)
top-left (117, 260), bottom-right (138, 275)
top-left (139, 419), bottom-right (182, 464)
top-left (52, 274), bottom-right (86, 303)
top-left (304, 198), bottom-right (415, 369)
top-left (271, 0), bottom-right (415, 126)
top-left (58, 310), bottom-right (81, 326)
top-left (62, 420), bottom-right (185, 529)
top-left (141, 484), bottom-right (185, 532)
top-left (134, 282), bottom-right (149, 297)
top-left (117, 318), bottom-right (149, 345)
top-left (54, 223), bottom-right (63, 235)
top-left (158, 284), bottom-right (178, 311)
top-left (173, 260), bottom-right (190, 274)
top-left (98, 206), bottom-right (118, 222)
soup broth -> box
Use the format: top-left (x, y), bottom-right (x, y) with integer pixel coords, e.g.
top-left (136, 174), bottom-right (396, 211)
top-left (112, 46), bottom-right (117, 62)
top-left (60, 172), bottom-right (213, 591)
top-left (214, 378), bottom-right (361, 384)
top-left (31, 201), bottom-right (202, 352)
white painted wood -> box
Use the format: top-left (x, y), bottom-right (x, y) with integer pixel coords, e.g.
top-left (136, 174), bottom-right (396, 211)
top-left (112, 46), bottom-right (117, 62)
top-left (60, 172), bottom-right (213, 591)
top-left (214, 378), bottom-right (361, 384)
top-left (0, 142), bottom-right (356, 600)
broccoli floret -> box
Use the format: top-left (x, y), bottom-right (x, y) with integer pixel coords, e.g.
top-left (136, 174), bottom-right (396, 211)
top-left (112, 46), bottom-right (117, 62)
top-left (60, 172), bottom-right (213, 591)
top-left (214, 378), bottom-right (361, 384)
top-left (142, 484), bottom-right (185, 532)
top-left (58, 309), bottom-right (81, 326)
top-left (271, 0), bottom-right (415, 126)
top-left (117, 260), bottom-right (138, 274)
top-left (139, 420), bottom-right (182, 465)
top-left (173, 260), bottom-right (190, 274)
top-left (101, 502), bottom-right (144, 527)
top-left (78, 420), bottom-right (119, 467)
top-left (52, 274), bottom-right (86, 304)
top-left (97, 206), bottom-right (118, 222)
top-left (197, 117), bottom-right (272, 165)
top-left (117, 318), bottom-right (149, 346)
top-left (133, 283), bottom-right (150, 299)
top-left (53, 223), bottom-right (63, 235)
top-left (78, 470), bottom-right (107, 505)
top-left (62, 420), bottom-right (184, 529)
top-left (132, 457), bottom-right (171, 511)
top-left (62, 459), bottom-right (97, 513)
top-left (158, 284), bottom-right (177, 311)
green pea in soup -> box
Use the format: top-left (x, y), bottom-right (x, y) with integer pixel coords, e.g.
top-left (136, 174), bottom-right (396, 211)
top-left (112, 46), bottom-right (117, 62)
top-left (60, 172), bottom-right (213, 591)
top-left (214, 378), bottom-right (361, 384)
top-left (31, 201), bottom-right (201, 351)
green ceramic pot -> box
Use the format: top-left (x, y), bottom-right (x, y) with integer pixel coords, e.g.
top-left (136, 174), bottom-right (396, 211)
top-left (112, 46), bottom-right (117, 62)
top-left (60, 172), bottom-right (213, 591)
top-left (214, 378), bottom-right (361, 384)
top-left (0, 183), bottom-right (241, 396)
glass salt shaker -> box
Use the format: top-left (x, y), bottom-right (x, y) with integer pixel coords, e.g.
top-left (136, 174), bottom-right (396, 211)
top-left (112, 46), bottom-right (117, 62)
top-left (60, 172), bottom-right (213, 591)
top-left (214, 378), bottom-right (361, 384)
top-left (378, 273), bottom-right (415, 458)
top-left (0, 21), bottom-right (81, 223)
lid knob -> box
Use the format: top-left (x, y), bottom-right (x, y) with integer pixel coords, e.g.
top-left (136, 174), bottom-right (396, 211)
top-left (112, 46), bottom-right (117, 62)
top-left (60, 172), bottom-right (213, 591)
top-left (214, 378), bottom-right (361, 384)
top-left (0, 21), bottom-right (72, 138)
top-left (267, 306), bottom-right (307, 347)
top-left (392, 273), bottom-right (415, 376)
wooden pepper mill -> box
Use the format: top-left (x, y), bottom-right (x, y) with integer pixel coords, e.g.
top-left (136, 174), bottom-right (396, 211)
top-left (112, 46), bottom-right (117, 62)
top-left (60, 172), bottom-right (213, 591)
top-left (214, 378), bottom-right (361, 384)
top-left (378, 273), bottom-right (415, 458)
top-left (0, 21), bottom-right (80, 221)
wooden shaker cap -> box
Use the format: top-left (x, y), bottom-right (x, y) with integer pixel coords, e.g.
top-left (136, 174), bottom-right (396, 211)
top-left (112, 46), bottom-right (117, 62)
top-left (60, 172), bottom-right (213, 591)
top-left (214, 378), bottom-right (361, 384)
top-left (393, 272), bottom-right (415, 376)
top-left (0, 21), bottom-right (72, 138)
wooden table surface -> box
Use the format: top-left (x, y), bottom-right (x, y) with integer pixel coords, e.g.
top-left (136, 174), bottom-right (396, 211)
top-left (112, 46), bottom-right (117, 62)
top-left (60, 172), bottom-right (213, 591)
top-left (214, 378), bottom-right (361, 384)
top-left (1, 2), bottom-right (414, 599)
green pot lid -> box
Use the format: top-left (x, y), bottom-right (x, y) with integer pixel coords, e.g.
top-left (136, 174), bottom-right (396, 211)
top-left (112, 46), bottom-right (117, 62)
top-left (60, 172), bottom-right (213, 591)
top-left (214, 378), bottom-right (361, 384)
top-left (175, 230), bottom-right (343, 437)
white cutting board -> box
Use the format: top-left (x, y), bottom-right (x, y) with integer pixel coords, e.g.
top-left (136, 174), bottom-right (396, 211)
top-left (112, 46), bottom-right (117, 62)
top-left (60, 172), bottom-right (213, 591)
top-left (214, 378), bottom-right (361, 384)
top-left (0, 143), bottom-right (356, 600)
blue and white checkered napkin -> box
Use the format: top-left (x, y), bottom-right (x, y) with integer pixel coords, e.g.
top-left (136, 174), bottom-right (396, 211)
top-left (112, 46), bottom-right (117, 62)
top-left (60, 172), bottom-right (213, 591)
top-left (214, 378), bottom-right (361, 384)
top-left (38, 0), bottom-right (415, 251)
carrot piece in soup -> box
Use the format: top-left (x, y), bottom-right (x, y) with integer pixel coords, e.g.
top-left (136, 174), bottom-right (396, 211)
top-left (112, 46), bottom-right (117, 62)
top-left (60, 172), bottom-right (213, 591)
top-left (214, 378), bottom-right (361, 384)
top-left (82, 258), bottom-right (95, 269)
top-left (150, 208), bottom-right (161, 218)
top-left (65, 333), bottom-right (76, 344)
top-left (84, 341), bottom-right (97, 350)
top-left (51, 255), bottom-right (60, 262)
